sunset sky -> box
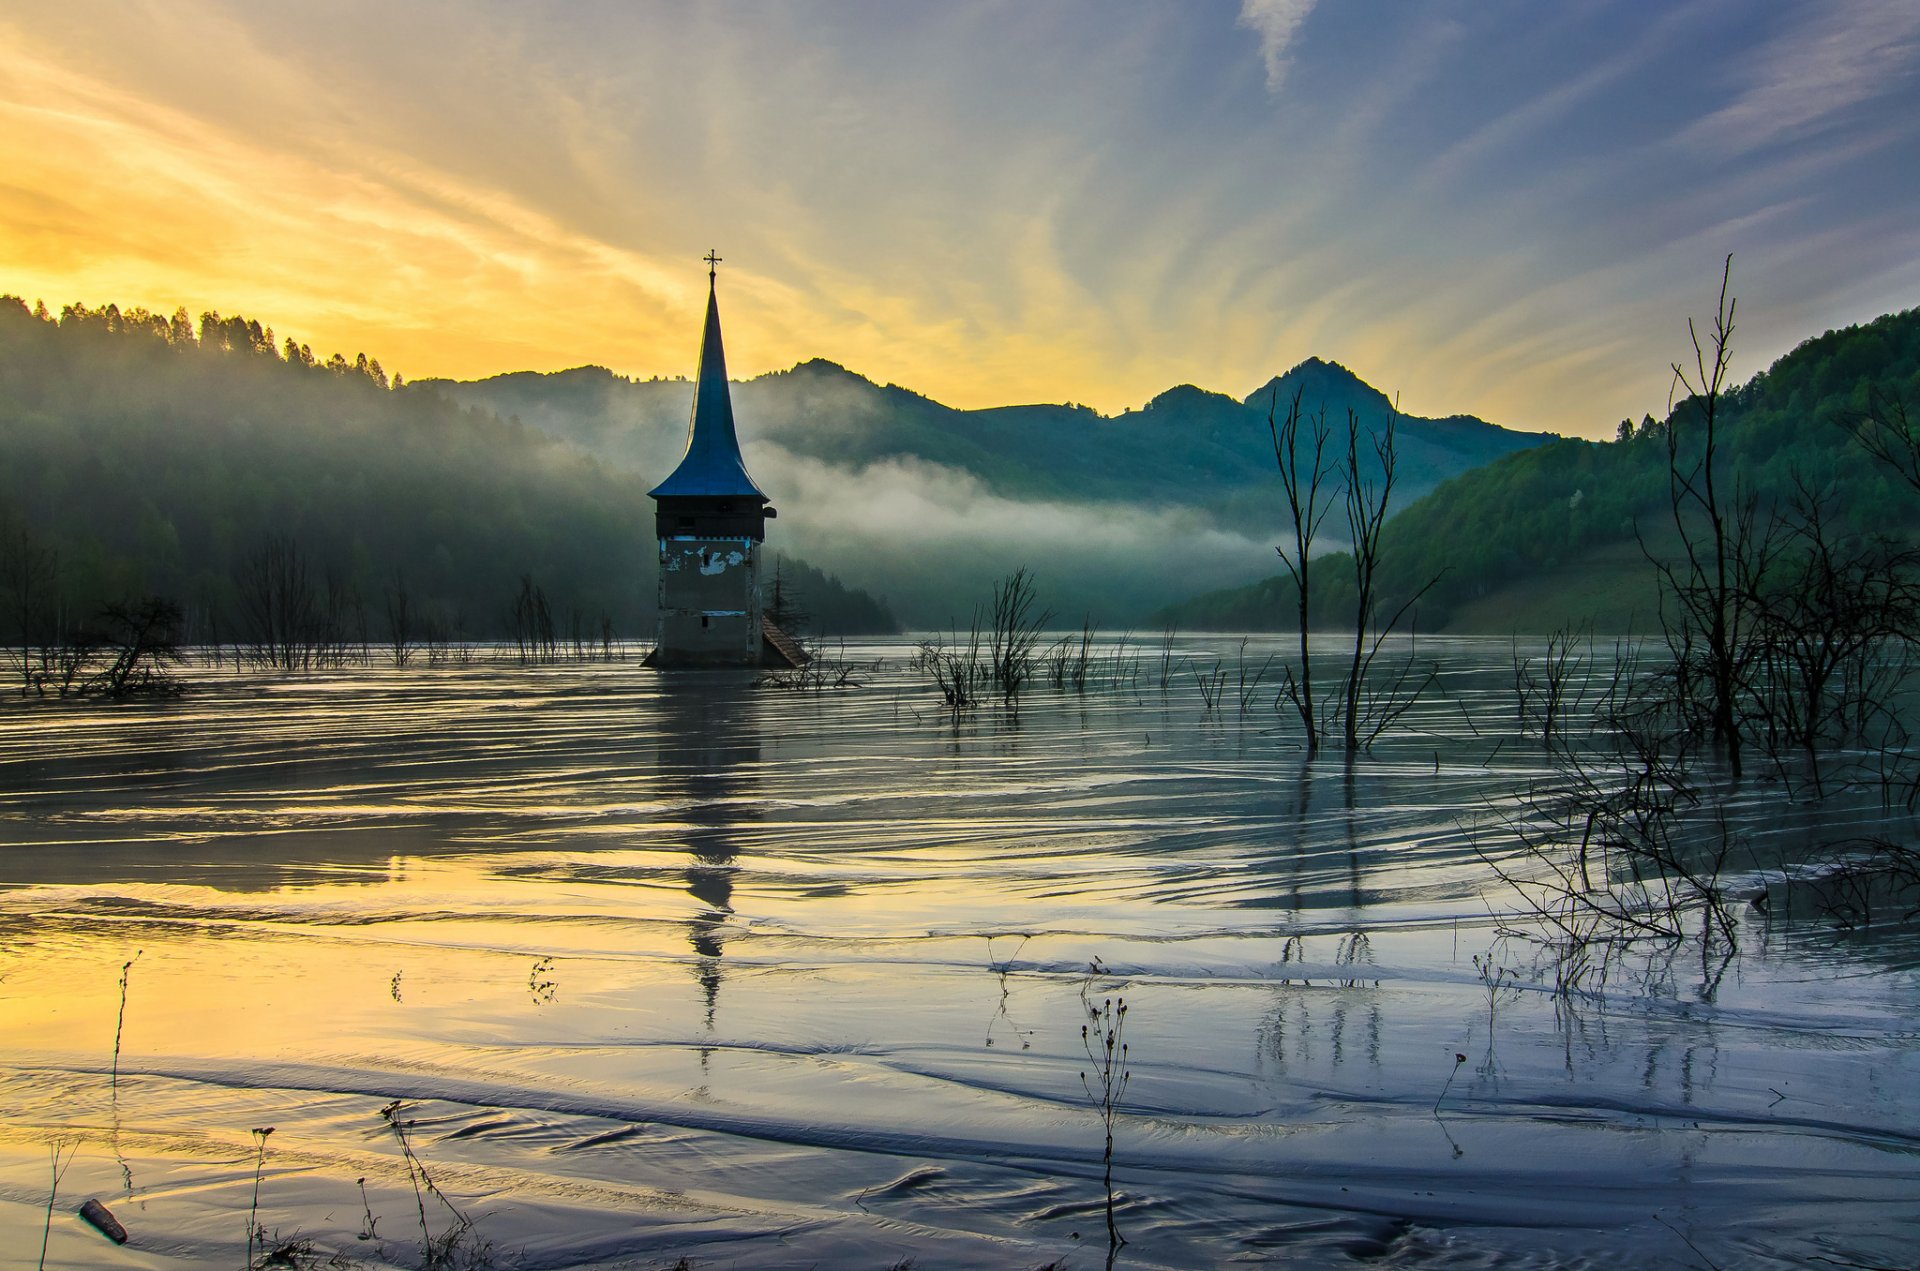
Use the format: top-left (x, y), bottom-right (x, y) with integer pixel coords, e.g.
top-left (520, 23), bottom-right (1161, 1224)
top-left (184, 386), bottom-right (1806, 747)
top-left (3, 0), bottom-right (1917, 438)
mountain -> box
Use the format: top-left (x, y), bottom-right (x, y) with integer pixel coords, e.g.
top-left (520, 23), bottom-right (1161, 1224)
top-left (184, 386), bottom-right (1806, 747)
top-left (0, 290), bottom-right (1559, 637)
top-left (424, 356), bottom-right (1554, 622)
top-left (1160, 306), bottom-right (1920, 633)
top-left (427, 355), bottom-right (1551, 531)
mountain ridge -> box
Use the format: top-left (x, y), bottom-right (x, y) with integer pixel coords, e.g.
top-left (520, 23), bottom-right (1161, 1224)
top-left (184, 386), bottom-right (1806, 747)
top-left (0, 290), bottom-right (1560, 630)
top-left (424, 352), bottom-right (1556, 522)
top-left (415, 347), bottom-right (1558, 621)
top-left (429, 351), bottom-right (1539, 433)
top-left (1159, 304), bottom-right (1920, 633)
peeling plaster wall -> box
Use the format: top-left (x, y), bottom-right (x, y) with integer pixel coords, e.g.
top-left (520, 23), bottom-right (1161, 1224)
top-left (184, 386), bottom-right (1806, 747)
top-left (655, 535), bottom-right (762, 663)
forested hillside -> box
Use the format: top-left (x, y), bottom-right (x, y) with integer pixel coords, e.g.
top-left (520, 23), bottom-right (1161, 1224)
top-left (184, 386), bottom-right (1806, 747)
top-left (0, 299), bottom-right (896, 642)
top-left (0, 286), bottom-right (1574, 642)
top-left (426, 350), bottom-right (1552, 625)
top-left (431, 353), bottom-right (1552, 536)
top-left (1164, 306), bottom-right (1920, 632)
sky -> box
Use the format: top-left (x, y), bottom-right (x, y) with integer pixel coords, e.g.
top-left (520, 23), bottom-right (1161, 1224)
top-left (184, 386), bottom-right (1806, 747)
top-left (2, 0), bottom-right (1917, 438)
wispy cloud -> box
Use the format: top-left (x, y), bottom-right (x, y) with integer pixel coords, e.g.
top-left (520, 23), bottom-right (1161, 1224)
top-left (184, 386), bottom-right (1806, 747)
top-left (1680, 0), bottom-right (1920, 153)
top-left (1237, 0), bottom-right (1318, 92)
top-left (1, 1), bottom-right (1916, 440)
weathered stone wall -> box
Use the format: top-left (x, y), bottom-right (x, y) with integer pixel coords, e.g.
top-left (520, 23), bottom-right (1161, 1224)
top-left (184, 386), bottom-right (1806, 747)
top-left (655, 535), bottom-right (762, 664)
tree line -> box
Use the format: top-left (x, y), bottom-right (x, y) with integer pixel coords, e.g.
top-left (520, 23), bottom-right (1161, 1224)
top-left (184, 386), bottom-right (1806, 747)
top-left (42, 299), bottom-right (403, 388)
top-left (1167, 299), bottom-right (1920, 633)
top-left (0, 293), bottom-right (897, 694)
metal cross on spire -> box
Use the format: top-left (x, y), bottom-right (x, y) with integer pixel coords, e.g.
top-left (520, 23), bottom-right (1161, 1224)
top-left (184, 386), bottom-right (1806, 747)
top-left (704, 249), bottom-right (722, 281)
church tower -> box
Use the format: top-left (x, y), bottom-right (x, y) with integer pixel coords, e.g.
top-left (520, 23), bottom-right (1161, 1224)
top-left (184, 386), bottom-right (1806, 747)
top-left (648, 253), bottom-right (793, 666)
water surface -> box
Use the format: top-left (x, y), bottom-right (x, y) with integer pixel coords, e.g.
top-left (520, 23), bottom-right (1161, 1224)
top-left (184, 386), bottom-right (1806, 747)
top-left (3, 637), bottom-right (1917, 1268)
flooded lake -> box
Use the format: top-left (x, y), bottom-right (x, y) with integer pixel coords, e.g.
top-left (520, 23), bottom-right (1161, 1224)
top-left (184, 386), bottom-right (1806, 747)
top-left (3, 636), bottom-right (1917, 1269)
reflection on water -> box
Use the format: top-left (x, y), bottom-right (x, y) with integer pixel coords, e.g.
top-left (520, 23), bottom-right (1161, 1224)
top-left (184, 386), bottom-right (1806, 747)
top-left (0, 637), bottom-right (1917, 1269)
top-left (655, 678), bottom-right (760, 1030)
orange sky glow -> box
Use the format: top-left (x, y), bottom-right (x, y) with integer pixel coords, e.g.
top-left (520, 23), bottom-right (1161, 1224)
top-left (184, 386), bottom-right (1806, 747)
top-left (4, 3), bottom-right (1918, 436)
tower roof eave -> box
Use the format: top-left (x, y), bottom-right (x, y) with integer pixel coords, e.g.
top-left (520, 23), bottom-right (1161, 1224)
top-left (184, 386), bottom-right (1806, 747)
top-left (647, 467), bottom-right (768, 500)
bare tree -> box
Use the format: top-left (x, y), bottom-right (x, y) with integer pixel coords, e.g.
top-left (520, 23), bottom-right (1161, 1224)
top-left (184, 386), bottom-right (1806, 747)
top-left (1738, 482), bottom-right (1918, 792)
top-left (421, 605), bottom-right (455, 665)
top-left (235, 535), bottom-right (319, 671)
top-left (90, 597), bottom-right (185, 697)
top-left (510, 575), bottom-right (556, 664)
top-left (320, 566), bottom-right (364, 667)
top-left (1339, 406), bottom-right (1441, 752)
top-left (384, 571), bottom-right (416, 667)
top-left (1851, 388), bottom-right (1920, 496)
top-left (985, 567), bottom-right (1049, 699)
top-left (1, 521), bottom-right (60, 695)
top-left (1651, 255), bottom-right (1750, 777)
top-left (1268, 384), bottom-right (1337, 754)
top-left (913, 569), bottom-right (1051, 710)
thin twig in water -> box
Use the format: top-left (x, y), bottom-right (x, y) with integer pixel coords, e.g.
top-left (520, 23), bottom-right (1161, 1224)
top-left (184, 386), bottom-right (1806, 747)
top-left (38, 1140), bottom-right (78, 1271)
top-left (357, 1175), bottom-right (380, 1241)
top-left (1079, 993), bottom-right (1131, 1268)
top-left (384, 1101), bottom-right (435, 1261)
top-left (380, 1099), bottom-right (473, 1268)
top-left (246, 1126), bottom-right (274, 1266)
top-left (1654, 1212), bottom-right (1722, 1271)
top-left (1433, 1051), bottom-right (1466, 1114)
top-left (984, 934), bottom-right (1035, 1049)
top-left (111, 950), bottom-right (142, 1093)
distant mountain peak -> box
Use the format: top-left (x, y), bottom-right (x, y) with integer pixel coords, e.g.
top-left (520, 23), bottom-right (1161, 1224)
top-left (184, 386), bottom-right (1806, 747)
top-left (790, 356), bottom-right (856, 377)
top-left (1290, 355), bottom-right (1348, 375)
top-left (428, 363), bottom-right (629, 390)
top-left (1243, 357), bottom-right (1395, 415)
top-left (1144, 383), bottom-right (1244, 413)
top-left (756, 357), bottom-right (885, 393)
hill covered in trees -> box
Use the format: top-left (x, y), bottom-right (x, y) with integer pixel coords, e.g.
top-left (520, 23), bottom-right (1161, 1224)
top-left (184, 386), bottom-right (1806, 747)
top-left (425, 352), bottom-right (1551, 624)
top-left (0, 298), bottom-right (896, 646)
top-left (430, 353), bottom-right (1551, 535)
top-left (1, 281), bottom-right (1579, 645)
top-left (18, 287), bottom-right (1909, 645)
top-left (1162, 305), bottom-right (1920, 632)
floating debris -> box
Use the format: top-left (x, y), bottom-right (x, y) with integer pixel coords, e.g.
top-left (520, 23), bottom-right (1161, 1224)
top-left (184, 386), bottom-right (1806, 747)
top-left (79, 1197), bottom-right (128, 1244)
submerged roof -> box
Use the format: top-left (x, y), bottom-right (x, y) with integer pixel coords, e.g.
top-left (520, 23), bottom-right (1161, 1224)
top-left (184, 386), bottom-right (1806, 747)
top-left (649, 275), bottom-right (768, 501)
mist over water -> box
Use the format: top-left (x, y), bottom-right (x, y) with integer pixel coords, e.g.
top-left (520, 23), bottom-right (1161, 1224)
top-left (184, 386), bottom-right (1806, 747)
top-left (767, 449), bottom-right (1281, 625)
top-left (2, 636), bottom-right (1917, 1269)
top-left (427, 366), bottom-right (1333, 624)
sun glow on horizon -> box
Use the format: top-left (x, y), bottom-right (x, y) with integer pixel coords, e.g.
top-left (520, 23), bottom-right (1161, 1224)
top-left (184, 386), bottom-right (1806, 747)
top-left (3, 3), bottom-right (1918, 436)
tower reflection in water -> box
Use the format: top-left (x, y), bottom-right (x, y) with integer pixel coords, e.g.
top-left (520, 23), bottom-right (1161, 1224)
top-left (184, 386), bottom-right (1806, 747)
top-left (650, 678), bottom-right (762, 1035)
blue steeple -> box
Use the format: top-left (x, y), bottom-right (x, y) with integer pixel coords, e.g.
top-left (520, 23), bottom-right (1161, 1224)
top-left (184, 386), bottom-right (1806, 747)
top-left (648, 262), bottom-right (767, 501)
